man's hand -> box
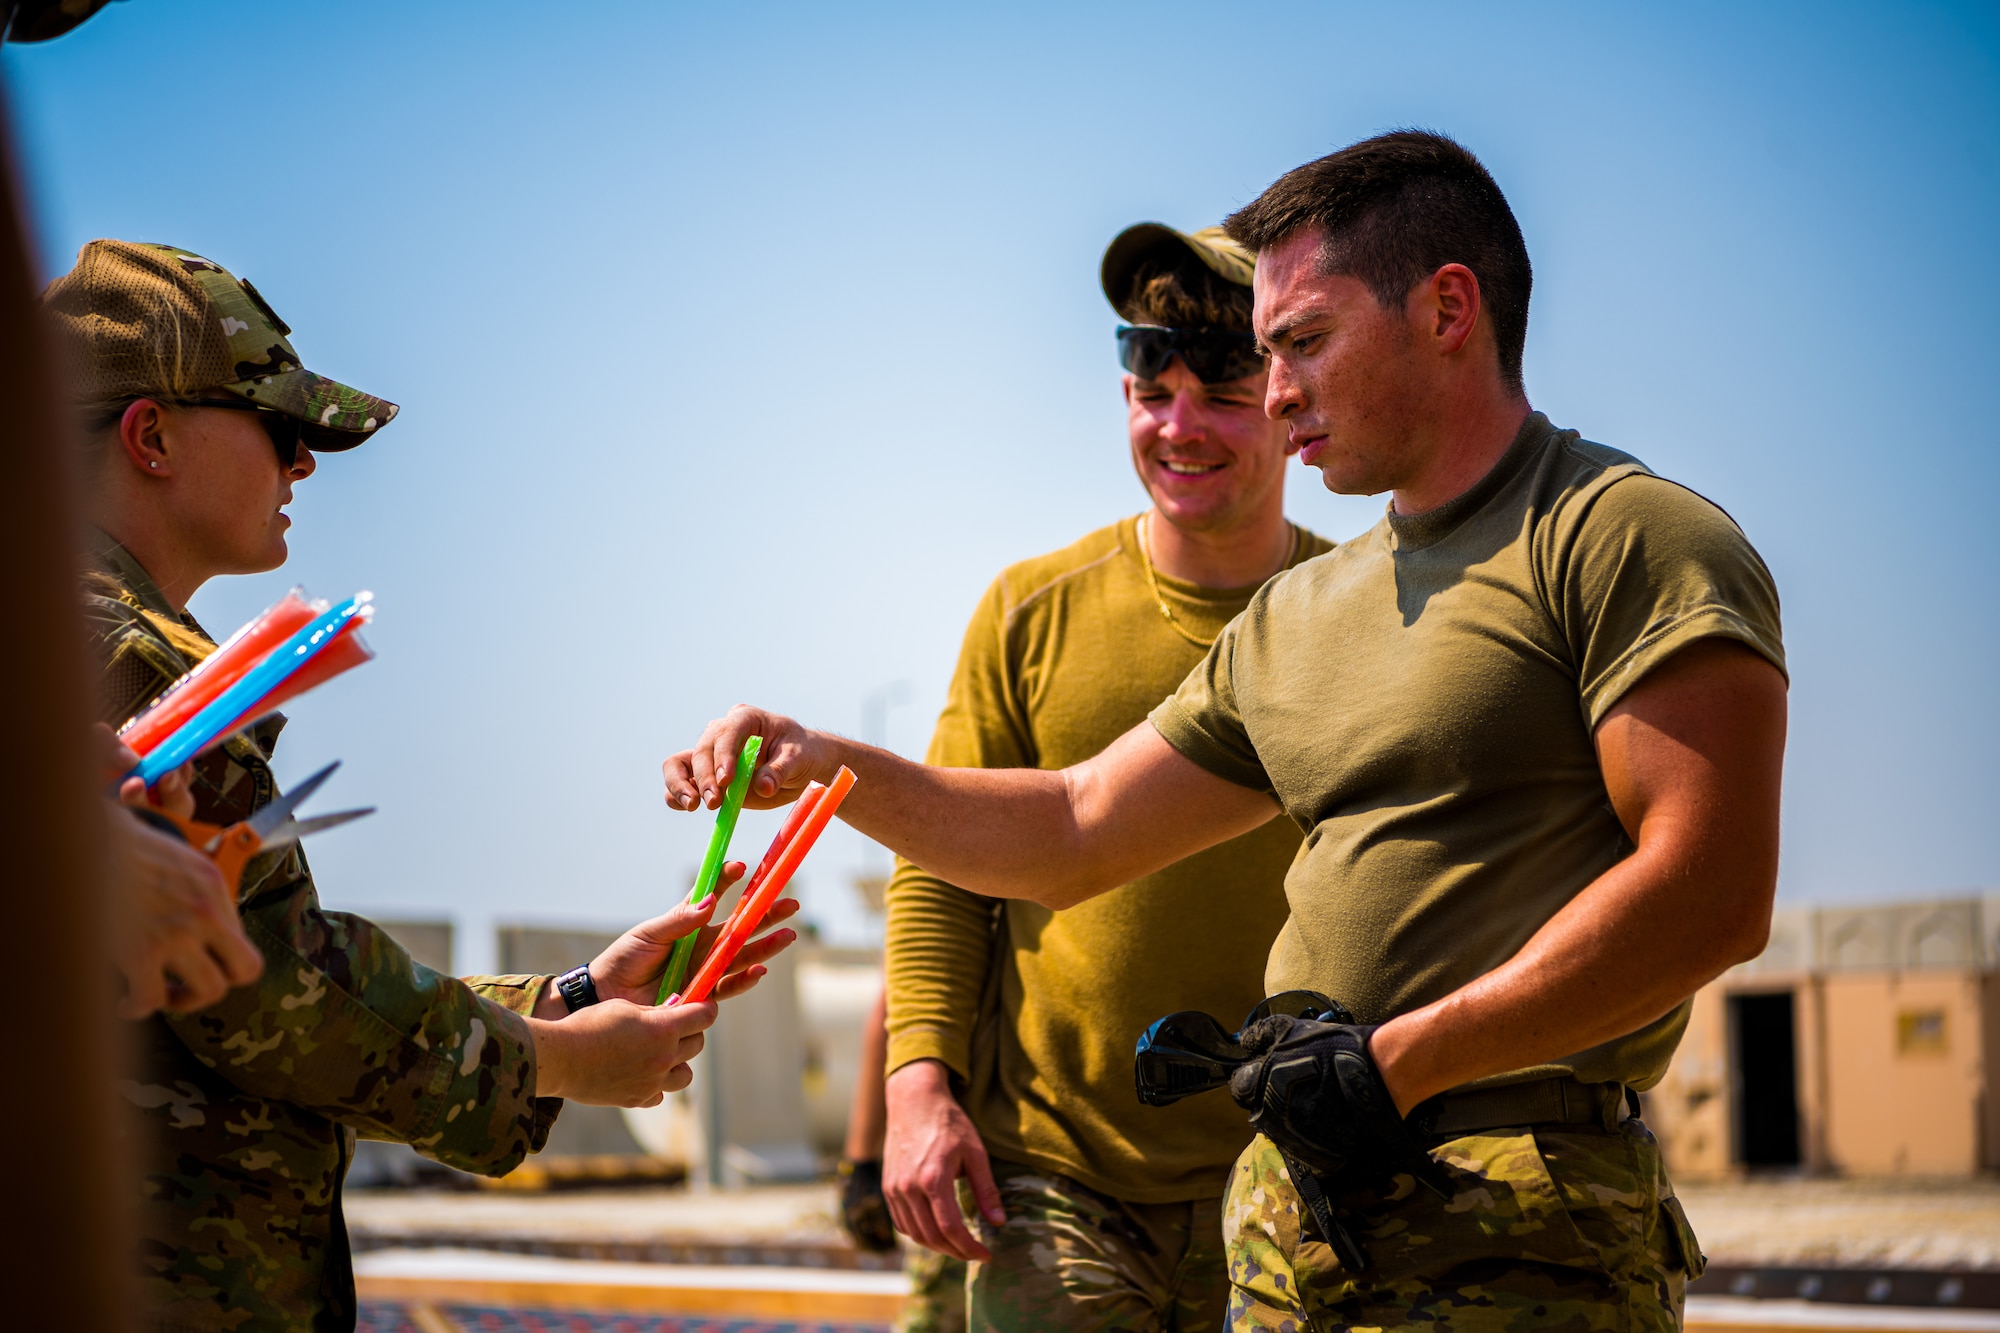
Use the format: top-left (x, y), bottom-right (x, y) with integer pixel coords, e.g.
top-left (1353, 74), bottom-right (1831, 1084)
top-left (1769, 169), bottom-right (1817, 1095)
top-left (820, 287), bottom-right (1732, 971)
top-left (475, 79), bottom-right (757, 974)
top-left (105, 805), bottom-right (264, 1018)
top-left (526, 999), bottom-right (717, 1106)
top-left (663, 710), bottom-right (1277, 912)
top-left (883, 1058), bottom-right (1006, 1262)
top-left (1228, 1014), bottom-right (1447, 1195)
top-left (663, 704), bottom-right (840, 811)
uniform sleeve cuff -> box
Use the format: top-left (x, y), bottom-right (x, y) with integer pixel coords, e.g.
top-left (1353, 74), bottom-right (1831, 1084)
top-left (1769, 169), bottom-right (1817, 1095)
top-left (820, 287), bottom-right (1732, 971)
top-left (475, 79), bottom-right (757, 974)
top-left (1148, 699), bottom-right (1273, 793)
top-left (464, 974), bottom-right (553, 1019)
top-left (886, 1025), bottom-right (969, 1083)
top-left (1581, 606), bottom-right (1790, 727)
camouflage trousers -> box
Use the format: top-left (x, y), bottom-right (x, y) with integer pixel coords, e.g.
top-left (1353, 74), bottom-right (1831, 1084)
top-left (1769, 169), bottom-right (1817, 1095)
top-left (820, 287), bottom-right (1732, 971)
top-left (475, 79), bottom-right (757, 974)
top-left (1224, 1123), bottom-right (1704, 1332)
top-left (964, 1157), bottom-right (1229, 1332)
top-left (898, 1247), bottom-right (969, 1333)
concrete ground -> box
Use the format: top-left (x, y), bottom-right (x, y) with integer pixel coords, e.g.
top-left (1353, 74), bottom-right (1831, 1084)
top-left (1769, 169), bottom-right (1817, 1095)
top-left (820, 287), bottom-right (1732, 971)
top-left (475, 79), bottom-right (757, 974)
top-left (348, 1178), bottom-right (2000, 1333)
top-left (349, 1182), bottom-right (847, 1256)
top-left (350, 1175), bottom-right (2000, 1271)
top-left (1677, 1178), bottom-right (2000, 1271)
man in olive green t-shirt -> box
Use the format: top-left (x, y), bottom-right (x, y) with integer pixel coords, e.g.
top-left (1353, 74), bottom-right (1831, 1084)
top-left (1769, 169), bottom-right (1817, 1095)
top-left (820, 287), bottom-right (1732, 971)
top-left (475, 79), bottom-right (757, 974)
top-left (667, 131), bottom-right (1787, 1333)
top-left (879, 222), bottom-right (1330, 1332)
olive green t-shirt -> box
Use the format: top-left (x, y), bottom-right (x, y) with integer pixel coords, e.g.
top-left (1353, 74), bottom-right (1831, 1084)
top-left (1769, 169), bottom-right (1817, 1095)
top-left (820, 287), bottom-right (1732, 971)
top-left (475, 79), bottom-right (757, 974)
top-left (885, 515), bottom-right (1333, 1203)
top-left (1150, 413), bottom-right (1786, 1092)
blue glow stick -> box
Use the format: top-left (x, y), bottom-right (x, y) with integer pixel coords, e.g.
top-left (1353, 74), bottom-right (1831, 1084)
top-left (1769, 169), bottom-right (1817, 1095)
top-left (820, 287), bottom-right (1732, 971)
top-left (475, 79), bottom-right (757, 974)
top-left (130, 594), bottom-right (370, 787)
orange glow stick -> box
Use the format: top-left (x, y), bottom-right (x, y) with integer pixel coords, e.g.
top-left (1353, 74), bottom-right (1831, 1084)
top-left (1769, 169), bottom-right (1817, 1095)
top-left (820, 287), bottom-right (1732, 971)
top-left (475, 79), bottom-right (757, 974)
top-left (118, 589), bottom-right (319, 753)
top-left (674, 766), bottom-right (855, 1006)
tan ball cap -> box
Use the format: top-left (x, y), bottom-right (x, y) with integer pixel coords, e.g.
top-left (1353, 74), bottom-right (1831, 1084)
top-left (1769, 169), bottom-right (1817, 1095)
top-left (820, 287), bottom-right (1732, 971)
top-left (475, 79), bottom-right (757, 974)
top-left (1099, 223), bottom-right (1256, 323)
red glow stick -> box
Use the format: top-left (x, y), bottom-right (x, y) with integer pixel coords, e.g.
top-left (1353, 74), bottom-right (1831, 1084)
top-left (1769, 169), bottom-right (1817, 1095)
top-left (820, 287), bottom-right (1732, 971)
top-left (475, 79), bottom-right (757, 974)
top-left (675, 766), bottom-right (855, 1006)
top-left (653, 782), bottom-right (822, 1005)
top-left (717, 784), bottom-right (823, 934)
top-left (202, 620), bottom-right (375, 743)
top-left (118, 589), bottom-right (319, 754)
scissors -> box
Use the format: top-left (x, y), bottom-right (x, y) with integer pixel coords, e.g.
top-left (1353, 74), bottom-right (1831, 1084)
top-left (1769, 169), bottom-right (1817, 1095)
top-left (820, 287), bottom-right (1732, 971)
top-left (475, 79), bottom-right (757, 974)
top-left (135, 760), bottom-right (374, 904)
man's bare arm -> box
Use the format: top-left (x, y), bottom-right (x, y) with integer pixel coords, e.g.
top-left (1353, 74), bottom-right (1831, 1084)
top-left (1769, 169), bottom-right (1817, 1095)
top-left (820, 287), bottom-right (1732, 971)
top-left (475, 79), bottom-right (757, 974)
top-left (1370, 638), bottom-right (1788, 1113)
top-left (662, 709), bottom-right (1279, 909)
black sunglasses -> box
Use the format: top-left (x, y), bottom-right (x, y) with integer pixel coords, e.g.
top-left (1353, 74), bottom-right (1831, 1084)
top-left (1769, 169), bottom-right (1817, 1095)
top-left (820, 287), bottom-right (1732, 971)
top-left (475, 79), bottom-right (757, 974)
top-left (1115, 324), bottom-right (1265, 385)
top-left (180, 398), bottom-right (307, 469)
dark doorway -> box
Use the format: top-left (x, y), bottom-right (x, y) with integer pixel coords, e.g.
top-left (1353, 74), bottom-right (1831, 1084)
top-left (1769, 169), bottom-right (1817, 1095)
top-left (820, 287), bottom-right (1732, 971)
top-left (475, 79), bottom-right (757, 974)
top-left (1730, 991), bottom-right (1801, 1167)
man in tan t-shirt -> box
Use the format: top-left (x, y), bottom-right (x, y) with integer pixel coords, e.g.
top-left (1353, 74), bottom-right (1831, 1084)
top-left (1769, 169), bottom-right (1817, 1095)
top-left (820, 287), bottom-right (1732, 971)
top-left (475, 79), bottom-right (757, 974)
top-left (667, 131), bottom-right (1787, 1333)
top-left (876, 222), bottom-right (1330, 1331)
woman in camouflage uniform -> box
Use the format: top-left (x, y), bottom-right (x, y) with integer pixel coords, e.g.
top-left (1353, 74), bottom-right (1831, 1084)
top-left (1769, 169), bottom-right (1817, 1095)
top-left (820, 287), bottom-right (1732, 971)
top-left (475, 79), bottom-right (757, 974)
top-left (50, 238), bottom-right (795, 1333)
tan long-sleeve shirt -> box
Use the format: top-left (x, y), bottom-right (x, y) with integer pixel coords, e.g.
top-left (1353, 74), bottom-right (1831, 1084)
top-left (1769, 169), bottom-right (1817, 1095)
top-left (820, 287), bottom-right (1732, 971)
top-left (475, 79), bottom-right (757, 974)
top-left (884, 515), bottom-right (1332, 1203)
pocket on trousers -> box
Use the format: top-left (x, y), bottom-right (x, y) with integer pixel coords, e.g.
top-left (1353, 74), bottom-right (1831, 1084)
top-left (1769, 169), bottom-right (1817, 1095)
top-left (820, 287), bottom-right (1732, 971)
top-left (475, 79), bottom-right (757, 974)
top-left (1660, 1195), bottom-right (1706, 1280)
top-left (1421, 1132), bottom-right (1601, 1273)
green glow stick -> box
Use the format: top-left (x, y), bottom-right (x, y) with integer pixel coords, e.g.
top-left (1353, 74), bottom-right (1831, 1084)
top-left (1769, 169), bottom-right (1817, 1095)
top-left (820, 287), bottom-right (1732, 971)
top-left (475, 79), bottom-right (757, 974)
top-left (655, 734), bottom-right (761, 1004)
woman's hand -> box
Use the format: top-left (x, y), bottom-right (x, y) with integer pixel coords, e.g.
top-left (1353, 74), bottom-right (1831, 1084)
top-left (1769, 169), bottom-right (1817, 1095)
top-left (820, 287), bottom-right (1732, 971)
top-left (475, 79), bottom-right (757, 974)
top-left (523, 873), bottom-right (804, 1104)
top-left (531, 862), bottom-right (805, 1019)
top-left (93, 723), bottom-right (261, 1017)
top-left (585, 864), bottom-right (803, 1005)
top-left (526, 998), bottom-right (719, 1106)
top-left (105, 805), bottom-right (264, 1018)
top-left (94, 721), bottom-right (197, 820)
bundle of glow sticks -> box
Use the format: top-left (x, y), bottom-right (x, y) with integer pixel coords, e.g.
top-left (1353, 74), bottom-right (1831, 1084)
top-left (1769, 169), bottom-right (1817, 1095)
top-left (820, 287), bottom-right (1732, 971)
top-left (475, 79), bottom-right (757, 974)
top-left (119, 587), bottom-right (376, 787)
top-left (657, 735), bottom-right (857, 1007)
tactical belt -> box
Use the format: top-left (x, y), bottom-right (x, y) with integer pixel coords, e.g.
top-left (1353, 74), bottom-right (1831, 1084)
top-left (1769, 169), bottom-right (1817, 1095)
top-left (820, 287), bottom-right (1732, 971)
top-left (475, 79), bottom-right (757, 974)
top-left (1285, 1077), bottom-right (1638, 1273)
top-left (1424, 1075), bottom-right (1635, 1141)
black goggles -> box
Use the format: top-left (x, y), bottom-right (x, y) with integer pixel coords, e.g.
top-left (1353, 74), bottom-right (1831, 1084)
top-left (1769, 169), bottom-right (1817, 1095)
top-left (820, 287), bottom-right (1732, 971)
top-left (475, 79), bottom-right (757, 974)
top-left (181, 398), bottom-right (307, 469)
top-left (1115, 324), bottom-right (1264, 385)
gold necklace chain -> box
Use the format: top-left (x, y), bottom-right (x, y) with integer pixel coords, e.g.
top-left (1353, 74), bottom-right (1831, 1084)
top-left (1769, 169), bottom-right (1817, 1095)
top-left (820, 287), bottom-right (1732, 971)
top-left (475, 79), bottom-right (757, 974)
top-left (1139, 513), bottom-right (1299, 651)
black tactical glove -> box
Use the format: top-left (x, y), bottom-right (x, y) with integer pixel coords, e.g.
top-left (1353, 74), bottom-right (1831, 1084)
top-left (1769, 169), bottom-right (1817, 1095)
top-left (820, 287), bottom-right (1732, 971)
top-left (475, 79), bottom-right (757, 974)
top-left (1227, 1014), bottom-right (1451, 1198)
top-left (836, 1159), bottom-right (899, 1253)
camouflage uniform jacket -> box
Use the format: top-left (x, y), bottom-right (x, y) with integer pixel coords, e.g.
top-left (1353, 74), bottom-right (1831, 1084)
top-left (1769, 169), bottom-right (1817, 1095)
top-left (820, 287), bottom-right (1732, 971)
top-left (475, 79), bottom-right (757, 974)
top-left (85, 538), bottom-right (560, 1333)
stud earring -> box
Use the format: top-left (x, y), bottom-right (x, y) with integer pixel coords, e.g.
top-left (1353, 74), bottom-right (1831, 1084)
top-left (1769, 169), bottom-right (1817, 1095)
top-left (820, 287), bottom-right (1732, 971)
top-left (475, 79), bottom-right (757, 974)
top-left (149, 461), bottom-right (158, 469)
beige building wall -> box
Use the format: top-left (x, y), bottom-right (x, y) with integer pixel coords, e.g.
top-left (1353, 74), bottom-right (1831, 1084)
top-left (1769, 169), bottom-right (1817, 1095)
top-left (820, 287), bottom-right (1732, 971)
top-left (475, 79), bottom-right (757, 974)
top-left (370, 918), bottom-right (453, 975)
top-left (1645, 984), bottom-right (1732, 1178)
top-left (1987, 973), bottom-right (2000, 1170)
top-left (1649, 895), bottom-right (1995, 1180)
top-left (1820, 971), bottom-right (1988, 1174)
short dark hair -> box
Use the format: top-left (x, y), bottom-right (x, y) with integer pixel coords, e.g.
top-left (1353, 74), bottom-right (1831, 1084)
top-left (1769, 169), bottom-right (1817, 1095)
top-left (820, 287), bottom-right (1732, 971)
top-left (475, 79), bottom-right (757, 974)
top-left (1124, 257), bottom-right (1254, 334)
top-left (1224, 130), bottom-right (1532, 391)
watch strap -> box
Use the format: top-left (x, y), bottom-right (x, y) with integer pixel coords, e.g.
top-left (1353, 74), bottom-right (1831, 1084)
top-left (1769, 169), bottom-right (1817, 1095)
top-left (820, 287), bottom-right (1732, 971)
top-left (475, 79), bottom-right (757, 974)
top-left (555, 965), bottom-right (600, 1013)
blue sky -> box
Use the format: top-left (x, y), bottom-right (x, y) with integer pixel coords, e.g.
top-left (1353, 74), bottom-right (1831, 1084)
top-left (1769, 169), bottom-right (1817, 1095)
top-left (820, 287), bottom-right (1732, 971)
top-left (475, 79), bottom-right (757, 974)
top-left (8, 1), bottom-right (1997, 969)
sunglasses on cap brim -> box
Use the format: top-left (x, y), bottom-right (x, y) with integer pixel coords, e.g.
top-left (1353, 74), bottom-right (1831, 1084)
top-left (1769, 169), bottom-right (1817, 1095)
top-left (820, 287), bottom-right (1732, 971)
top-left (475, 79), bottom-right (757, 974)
top-left (1116, 325), bottom-right (1265, 385)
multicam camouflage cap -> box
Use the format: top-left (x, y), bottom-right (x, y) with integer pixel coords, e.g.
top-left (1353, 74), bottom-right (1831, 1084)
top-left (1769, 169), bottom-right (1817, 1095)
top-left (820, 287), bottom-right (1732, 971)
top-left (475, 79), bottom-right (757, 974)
top-left (1, 0), bottom-right (116, 43)
top-left (1099, 222), bottom-right (1256, 323)
top-left (42, 239), bottom-right (397, 451)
